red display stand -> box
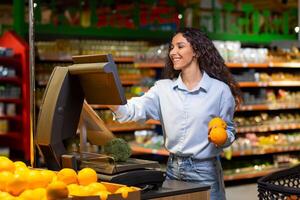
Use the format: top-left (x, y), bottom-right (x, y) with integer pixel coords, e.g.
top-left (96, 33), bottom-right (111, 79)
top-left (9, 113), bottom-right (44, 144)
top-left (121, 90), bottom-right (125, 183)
top-left (0, 31), bottom-right (30, 161)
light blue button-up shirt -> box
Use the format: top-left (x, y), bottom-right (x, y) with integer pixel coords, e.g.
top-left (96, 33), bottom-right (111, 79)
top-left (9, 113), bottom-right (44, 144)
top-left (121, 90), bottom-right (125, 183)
top-left (114, 72), bottom-right (236, 160)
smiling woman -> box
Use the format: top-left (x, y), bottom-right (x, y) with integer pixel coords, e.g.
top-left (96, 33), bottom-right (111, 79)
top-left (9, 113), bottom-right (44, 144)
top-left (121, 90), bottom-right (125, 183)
top-left (110, 27), bottom-right (241, 200)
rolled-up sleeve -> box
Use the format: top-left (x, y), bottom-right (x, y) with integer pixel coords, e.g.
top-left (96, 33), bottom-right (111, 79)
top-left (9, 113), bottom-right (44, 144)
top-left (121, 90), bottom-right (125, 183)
top-left (113, 83), bottom-right (160, 123)
top-left (219, 91), bottom-right (236, 148)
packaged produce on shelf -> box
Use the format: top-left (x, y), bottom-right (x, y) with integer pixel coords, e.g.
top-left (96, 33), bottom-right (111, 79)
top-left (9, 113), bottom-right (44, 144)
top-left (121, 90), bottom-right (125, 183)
top-left (0, 47), bottom-right (13, 57)
top-left (0, 66), bottom-right (16, 77)
top-left (134, 130), bottom-right (164, 149)
top-left (134, 44), bottom-right (168, 63)
top-left (0, 120), bottom-right (8, 134)
top-left (213, 41), bottom-right (268, 63)
top-left (36, 40), bottom-right (80, 60)
top-left (235, 112), bottom-right (300, 127)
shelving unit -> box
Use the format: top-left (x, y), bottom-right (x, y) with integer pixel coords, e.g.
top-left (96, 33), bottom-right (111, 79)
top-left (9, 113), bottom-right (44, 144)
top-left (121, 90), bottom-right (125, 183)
top-left (0, 31), bottom-right (30, 161)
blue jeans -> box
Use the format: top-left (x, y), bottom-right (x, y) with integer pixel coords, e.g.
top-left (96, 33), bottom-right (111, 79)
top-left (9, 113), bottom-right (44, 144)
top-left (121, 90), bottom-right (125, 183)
top-left (166, 154), bottom-right (226, 200)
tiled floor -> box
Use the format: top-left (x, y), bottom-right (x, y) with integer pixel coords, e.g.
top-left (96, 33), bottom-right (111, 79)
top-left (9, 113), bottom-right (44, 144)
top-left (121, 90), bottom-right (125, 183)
top-left (226, 183), bottom-right (258, 200)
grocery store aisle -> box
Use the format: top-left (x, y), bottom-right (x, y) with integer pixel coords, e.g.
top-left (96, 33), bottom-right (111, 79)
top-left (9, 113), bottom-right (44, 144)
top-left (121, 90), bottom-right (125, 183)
top-left (226, 183), bottom-right (258, 200)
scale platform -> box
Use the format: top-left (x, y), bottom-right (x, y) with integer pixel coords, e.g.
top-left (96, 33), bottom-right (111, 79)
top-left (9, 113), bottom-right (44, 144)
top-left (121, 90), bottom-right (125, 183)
top-left (77, 153), bottom-right (166, 189)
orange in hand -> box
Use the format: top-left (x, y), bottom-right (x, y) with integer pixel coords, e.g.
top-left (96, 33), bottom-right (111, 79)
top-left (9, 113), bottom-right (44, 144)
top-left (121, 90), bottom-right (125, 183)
top-left (209, 127), bottom-right (227, 146)
top-left (208, 117), bottom-right (227, 129)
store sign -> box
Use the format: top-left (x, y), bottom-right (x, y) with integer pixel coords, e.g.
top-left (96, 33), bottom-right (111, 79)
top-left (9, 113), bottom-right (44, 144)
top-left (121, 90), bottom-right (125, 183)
top-left (31, 1), bottom-right (297, 41)
top-left (194, 2), bottom-right (297, 40)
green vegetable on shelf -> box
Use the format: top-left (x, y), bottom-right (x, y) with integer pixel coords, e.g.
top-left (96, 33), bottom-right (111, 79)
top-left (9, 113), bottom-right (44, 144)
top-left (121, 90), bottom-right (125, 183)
top-left (103, 138), bottom-right (132, 162)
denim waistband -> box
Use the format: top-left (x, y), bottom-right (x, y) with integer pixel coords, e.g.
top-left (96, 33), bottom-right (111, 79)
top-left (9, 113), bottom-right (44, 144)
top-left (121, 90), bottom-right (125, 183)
top-left (169, 153), bottom-right (217, 162)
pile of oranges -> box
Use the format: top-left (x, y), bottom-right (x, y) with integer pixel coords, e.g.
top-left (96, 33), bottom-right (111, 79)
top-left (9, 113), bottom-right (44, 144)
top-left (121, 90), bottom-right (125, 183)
top-left (208, 117), bottom-right (228, 146)
top-left (0, 156), bottom-right (137, 200)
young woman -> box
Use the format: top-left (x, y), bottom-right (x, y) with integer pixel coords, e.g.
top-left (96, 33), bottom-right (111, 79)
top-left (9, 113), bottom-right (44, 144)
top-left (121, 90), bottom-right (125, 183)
top-left (110, 27), bottom-right (241, 200)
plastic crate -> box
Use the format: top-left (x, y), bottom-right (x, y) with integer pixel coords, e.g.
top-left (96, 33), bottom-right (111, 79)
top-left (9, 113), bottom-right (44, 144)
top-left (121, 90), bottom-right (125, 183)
top-left (258, 165), bottom-right (300, 200)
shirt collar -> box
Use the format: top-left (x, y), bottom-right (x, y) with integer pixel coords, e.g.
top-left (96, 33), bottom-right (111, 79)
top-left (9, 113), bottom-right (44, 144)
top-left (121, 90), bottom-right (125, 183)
top-left (172, 71), bottom-right (211, 93)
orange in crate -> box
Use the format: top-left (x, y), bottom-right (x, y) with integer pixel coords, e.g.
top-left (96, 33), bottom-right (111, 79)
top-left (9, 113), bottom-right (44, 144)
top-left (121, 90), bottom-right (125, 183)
top-left (0, 156), bottom-right (15, 173)
top-left (57, 168), bottom-right (78, 185)
top-left (0, 171), bottom-right (14, 191)
top-left (46, 181), bottom-right (69, 200)
top-left (5, 174), bottom-right (28, 196)
top-left (77, 168), bottom-right (98, 186)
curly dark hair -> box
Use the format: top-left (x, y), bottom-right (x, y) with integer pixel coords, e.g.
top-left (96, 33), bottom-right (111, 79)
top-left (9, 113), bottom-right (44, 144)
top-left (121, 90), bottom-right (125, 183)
top-left (163, 27), bottom-right (242, 107)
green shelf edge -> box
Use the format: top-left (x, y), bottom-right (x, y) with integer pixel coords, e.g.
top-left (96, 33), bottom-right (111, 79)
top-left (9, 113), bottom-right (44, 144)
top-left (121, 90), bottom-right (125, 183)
top-left (34, 24), bottom-right (175, 41)
top-left (31, 24), bottom-right (298, 43)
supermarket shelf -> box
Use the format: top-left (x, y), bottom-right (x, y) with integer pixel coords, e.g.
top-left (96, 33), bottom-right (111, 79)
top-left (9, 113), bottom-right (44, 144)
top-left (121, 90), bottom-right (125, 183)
top-left (114, 57), bottom-right (134, 63)
top-left (239, 81), bottom-right (300, 87)
top-left (237, 103), bottom-right (300, 111)
top-left (0, 98), bottom-right (22, 103)
top-left (227, 62), bottom-right (300, 68)
top-left (0, 132), bottom-right (21, 140)
top-left (0, 56), bottom-right (21, 66)
top-left (107, 122), bottom-right (155, 132)
top-left (130, 143), bottom-right (169, 156)
top-left (231, 146), bottom-right (300, 157)
top-left (269, 62), bottom-right (300, 68)
top-left (223, 167), bottom-right (286, 181)
top-left (133, 62), bottom-right (300, 69)
top-left (37, 56), bottom-right (73, 62)
top-left (37, 56), bottom-right (134, 63)
top-left (0, 77), bottom-right (21, 84)
top-left (237, 123), bottom-right (300, 133)
top-left (35, 57), bottom-right (300, 69)
top-left (134, 62), bottom-right (165, 68)
top-left (0, 115), bottom-right (22, 120)
top-left (121, 80), bottom-right (140, 85)
top-left (226, 63), bottom-right (269, 68)
top-left (131, 143), bottom-right (300, 158)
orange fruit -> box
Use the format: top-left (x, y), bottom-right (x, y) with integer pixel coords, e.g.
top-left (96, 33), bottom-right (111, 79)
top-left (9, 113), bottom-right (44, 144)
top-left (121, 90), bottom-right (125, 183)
top-left (27, 170), bottom-right (48, 189)
top-left (40, 170), bottom-right (56, 184)
top-left (46, 181), bottom-right (69, 200)
top-left (14, 167), bottom-right (30, 180)
top-left (19, 189), bottom-right (38, 200)
top-left (14, 161), bottom-right (27, 169)
top-left (67, 183), bottom-right (82, 196)
top-left (33, 188), bottom-right (47, 200)
top-left (95, 190), bottom-right (111, 200)
top-left (0, 157), bottom-right (15, 173)
top-left (208, 117), bottom-right (227, 129)
top-left (5, 174), bottom-right (28, 196)
top-left (115, 186), bottom-right (135, 199)
top-left (209, 127), bottom-right (227, 146)
top-left (0, 191), bottom-right (14, 199)
top-left (88, 182), bottom-right (107, 193)
top-left (56, 168), bottom-right (78, 185)
top-left (77, 168), bottom-right (97, 186)
top-left (0, 171), bottom-right (14, 191)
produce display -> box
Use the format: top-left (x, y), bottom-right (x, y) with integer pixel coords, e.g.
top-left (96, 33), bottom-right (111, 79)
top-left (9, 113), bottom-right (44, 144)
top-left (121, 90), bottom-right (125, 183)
top-left (0, 156), bottom-right (138, 200)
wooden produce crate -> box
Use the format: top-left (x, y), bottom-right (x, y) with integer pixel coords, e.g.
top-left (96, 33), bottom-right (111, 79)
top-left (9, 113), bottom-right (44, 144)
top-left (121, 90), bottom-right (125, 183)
top-left (66, 182), bottom-right (141, 200)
